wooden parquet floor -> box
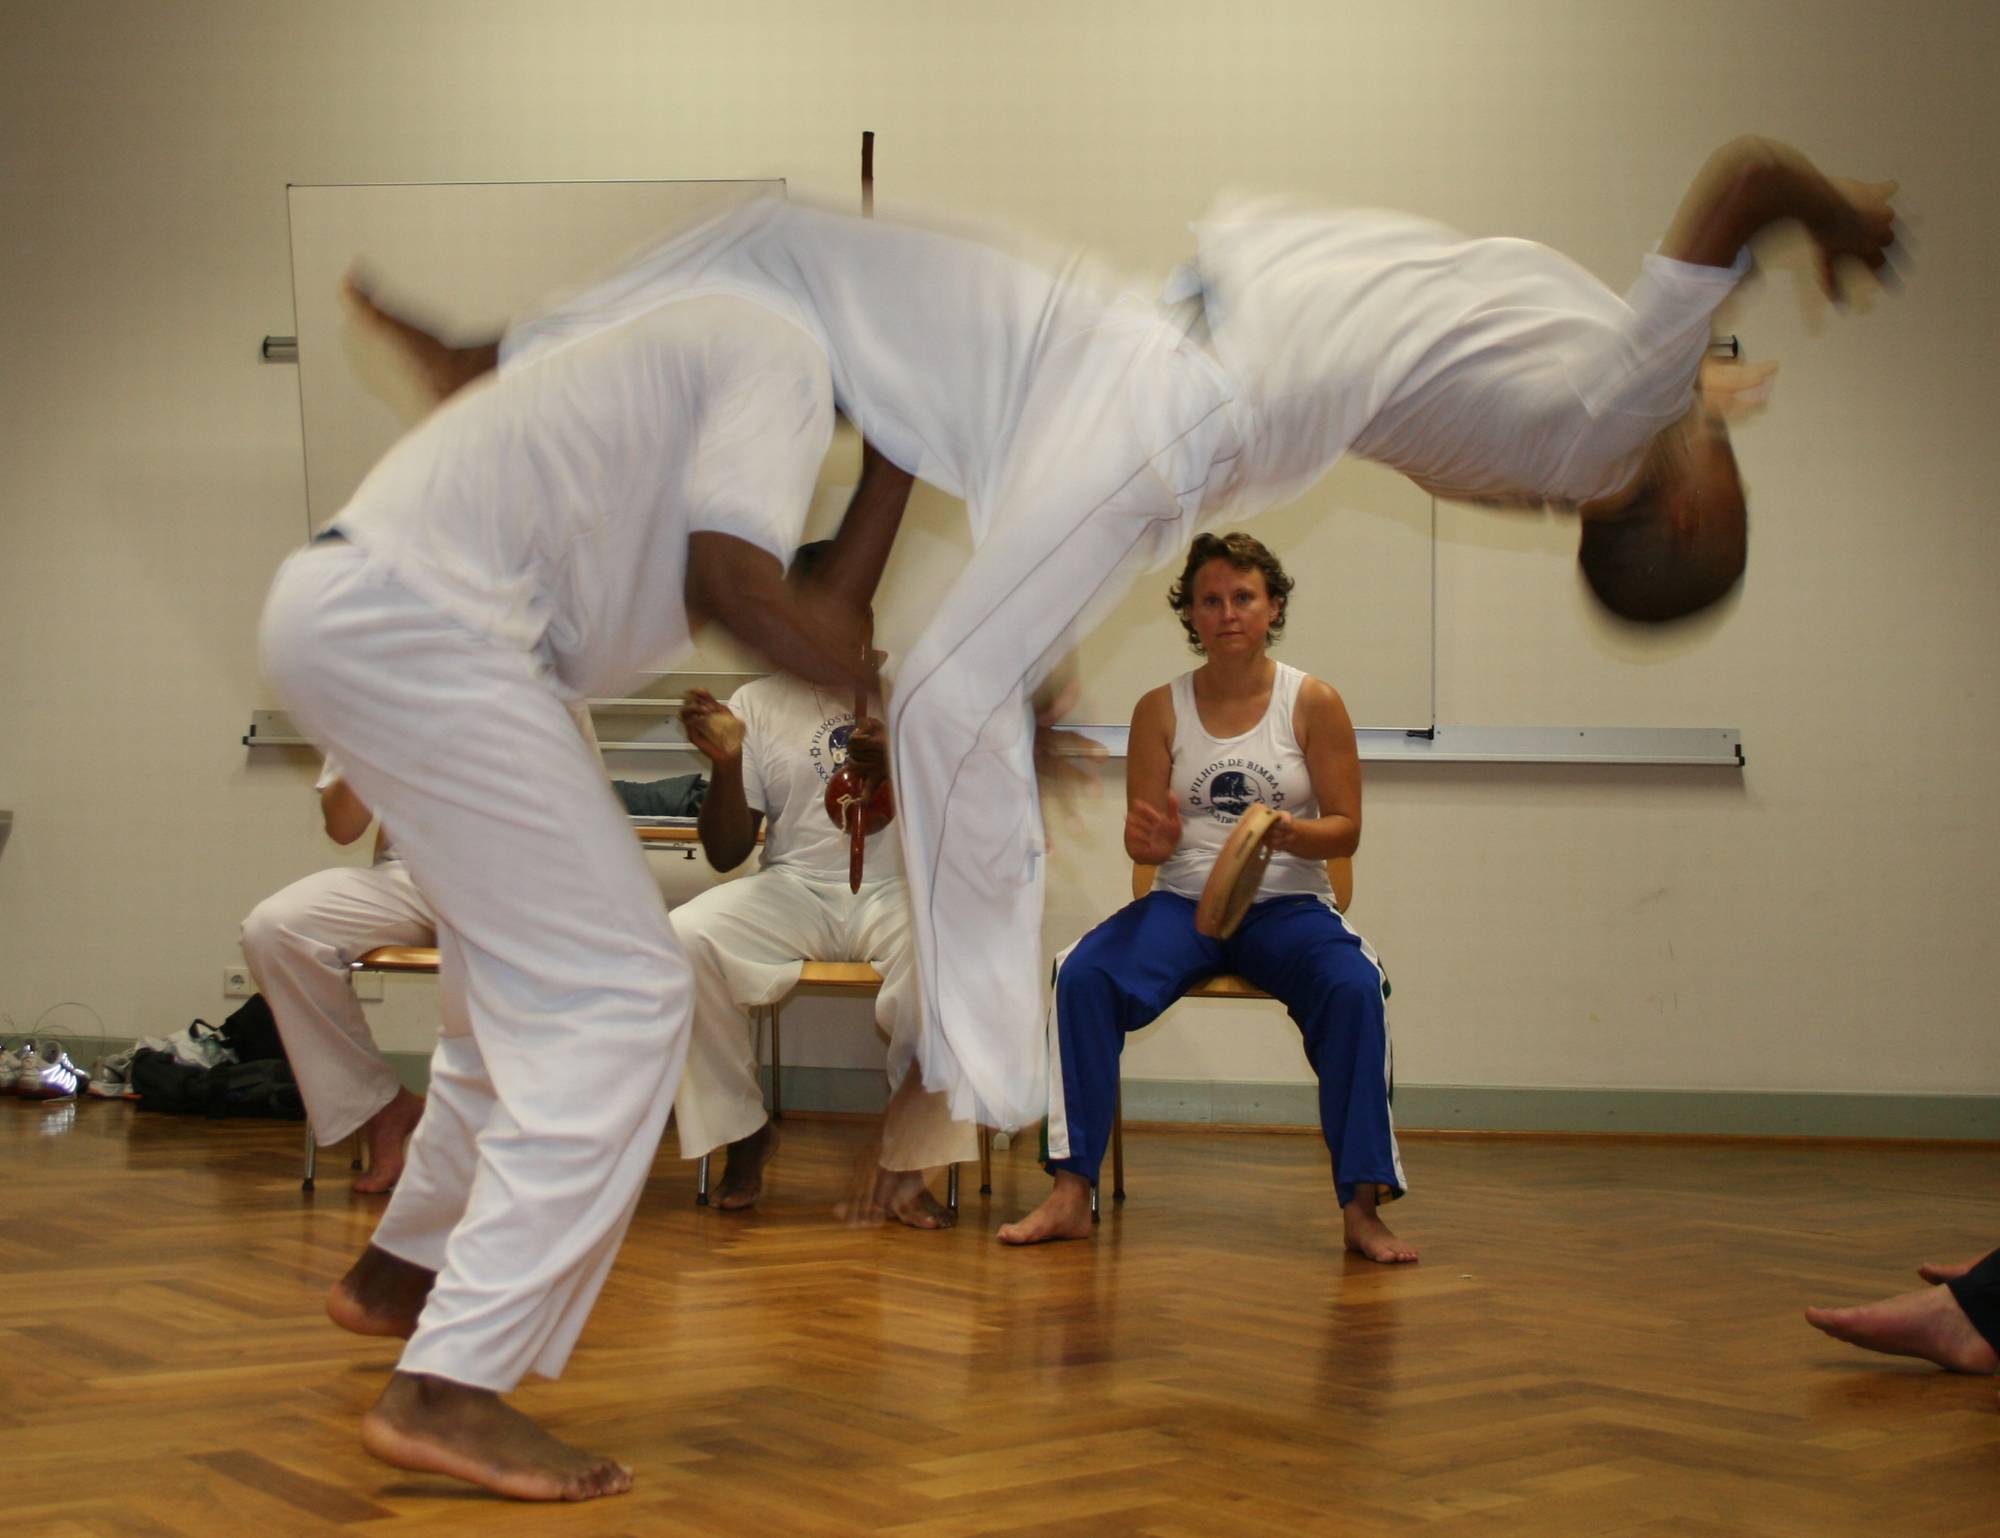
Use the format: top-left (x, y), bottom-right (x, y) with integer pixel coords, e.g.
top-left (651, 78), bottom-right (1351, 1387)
top-left (3, 1100), bottom-right (1995, 1537)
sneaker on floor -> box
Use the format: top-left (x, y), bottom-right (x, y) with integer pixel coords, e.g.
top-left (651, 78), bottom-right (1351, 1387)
top-left (15, 1043), bottom-right (88, 1102)
top-left (0, 1039), bottom-right (35, 1096)
top-left (86, 1053), bottom-right (138, 1100)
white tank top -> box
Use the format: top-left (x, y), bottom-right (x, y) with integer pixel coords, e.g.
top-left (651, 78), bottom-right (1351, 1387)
top-left (1153, 661), bottom-right (1336, 903)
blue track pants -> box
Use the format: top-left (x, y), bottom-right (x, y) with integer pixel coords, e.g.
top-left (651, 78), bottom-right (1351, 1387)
top-left (1043, 890), bottom-right (1404, 1207)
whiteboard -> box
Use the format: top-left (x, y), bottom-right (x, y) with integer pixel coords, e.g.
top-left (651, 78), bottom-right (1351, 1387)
top-left (287, 179), bottom-right (1433, 726)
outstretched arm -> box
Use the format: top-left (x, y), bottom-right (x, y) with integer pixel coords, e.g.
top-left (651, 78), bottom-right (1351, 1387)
top-left (342, 272), bottom-right (501, 405)
top-left (803, 439), bottom-right (916, 621)
top-left (684, 532), bottom-right (877, 697)
top-left (1661, 136), bottom-right (1897, 300)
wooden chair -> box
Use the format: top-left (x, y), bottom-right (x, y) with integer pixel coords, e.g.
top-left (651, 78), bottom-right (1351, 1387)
top-left (345, 947), bottom-right (990, 1210)
top-left (1089, 855), bottom-right (1356, 1217)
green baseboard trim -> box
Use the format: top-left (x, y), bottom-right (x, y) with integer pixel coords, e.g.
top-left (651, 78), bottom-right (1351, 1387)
top-left (1131, 1080), bottom-right (2000, 1141)
top-left (359, 1058), bottom-right (2000, 1142)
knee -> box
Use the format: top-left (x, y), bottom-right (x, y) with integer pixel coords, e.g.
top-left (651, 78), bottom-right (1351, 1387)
top-left (239, 898), bottom-right (289, 966)
top-left (1289, 958), bottom-right (1383, 1035)
top-left (1053, 938), bottom-right (1124, 1016)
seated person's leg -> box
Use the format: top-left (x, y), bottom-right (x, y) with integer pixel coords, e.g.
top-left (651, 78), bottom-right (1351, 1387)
top-left (669, 868), bottom-right (834, 1210)
top-left (241, 861), bottom-right (433, 1191)
top-left (1231, 895), bottom-right (1416, 1265)
top-left (328, 1030), bottom-right (495, 1339)
top-left (998, 892), bottom-right (1219, 1246)
top-left (855, 876), bottom-right (980, 1230)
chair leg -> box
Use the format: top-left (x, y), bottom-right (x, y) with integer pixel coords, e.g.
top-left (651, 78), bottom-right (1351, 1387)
top-left (1111, 1080), bottom-right (1126, 1201)
top-left (301, 1122), bottom-right (317, 1192)
top-left (769, 1001), bottom-right (783, 1120)
top-left (349, 1131), bottom-right (363, 1172)
top-left (946, 1163), bottom-right (960, 1214)
top-left (978, 1129), bottom-right (992, 1195)
top-left (695, 1152), bottom-right (711, 1206)
top-left (1090, 1180), bottom-right (1100, 1223)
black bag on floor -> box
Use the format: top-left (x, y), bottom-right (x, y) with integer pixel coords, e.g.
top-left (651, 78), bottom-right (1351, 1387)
top-left (216, 993), bottom-right (287, 1065)
top-left (131, 1048), bottom-right (304, 1120)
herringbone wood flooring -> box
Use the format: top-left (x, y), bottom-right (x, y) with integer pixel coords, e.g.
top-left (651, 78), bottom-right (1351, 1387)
top-left (4, 1100), bottom-right (1995, 1536)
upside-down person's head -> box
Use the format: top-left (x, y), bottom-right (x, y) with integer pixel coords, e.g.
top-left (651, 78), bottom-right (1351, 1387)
top-left (1578, 403), bottom-right (1748, 624)
top-left (1168, 531), bottom-right (1296, 654)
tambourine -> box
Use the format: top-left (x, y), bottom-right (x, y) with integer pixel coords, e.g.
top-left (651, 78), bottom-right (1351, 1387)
top-left (1194, 803), bottom-right (1278, 940)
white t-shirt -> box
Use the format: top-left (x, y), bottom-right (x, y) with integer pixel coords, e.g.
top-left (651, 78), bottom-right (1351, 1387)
top-left (730, 673), bottom-right (903, 883)
top-left (1188, 200), bottom-right (1749, 512)
top-left (1152, 662), bottom-right (1334, 904)
top-left (333, 296), bottom-right (832, 699)
top-left (501, 197), bottom-right (1134, 542)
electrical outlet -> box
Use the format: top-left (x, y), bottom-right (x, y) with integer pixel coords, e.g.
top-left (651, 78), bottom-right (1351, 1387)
top-left (222, 965), bottom-right (254, 998)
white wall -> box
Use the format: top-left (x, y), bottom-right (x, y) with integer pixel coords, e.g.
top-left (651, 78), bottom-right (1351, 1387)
top-left (3, 1), bottom-right (1995, 1103)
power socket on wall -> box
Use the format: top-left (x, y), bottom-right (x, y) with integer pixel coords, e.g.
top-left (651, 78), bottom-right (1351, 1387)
top-left (222, 966), bottom-right (254, 998)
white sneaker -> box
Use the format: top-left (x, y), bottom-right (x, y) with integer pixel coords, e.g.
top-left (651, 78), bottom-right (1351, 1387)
top-left (0, 1039), bottom-right (26, 1095)
top-left (15, 1043), bottom-right (87, 1102)
top-left (87, 1050), bottom-right (138, 1100)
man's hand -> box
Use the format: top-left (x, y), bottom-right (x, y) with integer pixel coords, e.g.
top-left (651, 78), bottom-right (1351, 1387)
top-left (341, 270), bottom-right (500, 406)
top-left (1124, 799), bottom-right (1183, 865)
top-left (846, 716), bottom-right (889, 783)
top-left (680, 689), bottom-right (745, 766)
top-left (1811, 176), bottom-right (1899, 303)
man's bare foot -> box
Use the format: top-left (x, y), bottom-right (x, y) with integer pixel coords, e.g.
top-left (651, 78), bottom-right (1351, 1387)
top-left (871, 1168), bottom-right (957, 1230)
top-left (1805, 1285), bottom-right (1999, 1374)
top-left (1342, 1188), bottom-right (1418, 1264)
top-left (326, 1245), bottom-right (436, 1339)
top-left (996, 1172), bottom-right (1094, 1246)
top-left (1917, 1256), bottom-right (1984, 1285)
top-left (359, 1371), bottom-right (631, 1501)
top-left (352, 1087), bottom-right (426, 1194)
top-left (715, 1122), bottom-right (778, 1211)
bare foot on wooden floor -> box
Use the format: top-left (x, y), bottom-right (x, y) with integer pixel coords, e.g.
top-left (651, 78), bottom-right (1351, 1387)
top-left (997, 1172), bottom-right (1094, 1246)
top-left (352, 1088), bottom-right (426, 1194)
top-left (1805, 1285), bottom-right (1999, 1374)
top-left (872, 1168), bottom-right (957, 1229)
top-left (360, 1371), bottom-right (631, 1501)
top-left (1343, 1186), bottom-right (1418, 1264)
top-left (326, 1244), bottom-right (435, 1339)
top-left (715, 1122), bottom-right (779, 1211)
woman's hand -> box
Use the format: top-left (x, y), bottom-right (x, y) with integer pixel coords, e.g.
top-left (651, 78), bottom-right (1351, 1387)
top-left (1125, 798), bottom-right (1183, 865)
top-left (1262, 809), bottom-right (1304, 855)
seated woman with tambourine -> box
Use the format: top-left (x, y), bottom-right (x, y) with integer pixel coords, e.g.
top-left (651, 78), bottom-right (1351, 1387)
top-left (997, 531), bottom-right (1413, 1262)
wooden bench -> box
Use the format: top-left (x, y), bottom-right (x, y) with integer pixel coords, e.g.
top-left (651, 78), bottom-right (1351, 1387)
top-left (346, 949), bottom-right (991, 1210)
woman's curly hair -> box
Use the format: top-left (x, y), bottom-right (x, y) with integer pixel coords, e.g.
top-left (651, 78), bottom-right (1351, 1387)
top-left (1166, 531), bottom-right (1295, 654)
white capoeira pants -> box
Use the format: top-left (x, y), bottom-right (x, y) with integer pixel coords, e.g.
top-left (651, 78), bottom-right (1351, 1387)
top-left (239, 861), bottom-right (435, 1144)
top-left (888, 318), bottom-right (1241, 1132)
top-left (259, 541), bottom-right (691, 1391)
top-left (669, 867), bottom-right (976, 1171)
